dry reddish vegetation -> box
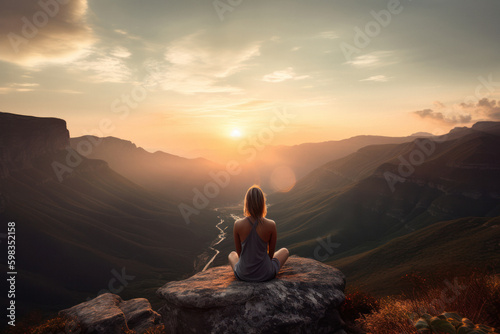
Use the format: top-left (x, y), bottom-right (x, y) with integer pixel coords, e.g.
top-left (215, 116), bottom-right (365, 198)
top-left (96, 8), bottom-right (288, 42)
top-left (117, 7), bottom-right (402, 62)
top-left (341, 271), bottom-right (500, 334)
top-left (4, 314), bottom-right (166, 334)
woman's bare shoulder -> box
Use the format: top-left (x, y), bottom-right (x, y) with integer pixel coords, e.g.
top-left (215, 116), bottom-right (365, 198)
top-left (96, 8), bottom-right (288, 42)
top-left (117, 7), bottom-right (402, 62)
top-left (234, 217), bottom-right (248, 225)
top-left (235, 216), bottom-right (275, 226)
top-left (262, 217), bottom-right (276, 226)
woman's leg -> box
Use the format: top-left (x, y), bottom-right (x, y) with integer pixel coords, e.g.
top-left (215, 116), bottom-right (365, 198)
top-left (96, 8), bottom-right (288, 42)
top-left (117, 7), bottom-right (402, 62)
top-left (273, 248), bottom-right (289, 269)
top-left (228, 251), bottom-right (239, 271)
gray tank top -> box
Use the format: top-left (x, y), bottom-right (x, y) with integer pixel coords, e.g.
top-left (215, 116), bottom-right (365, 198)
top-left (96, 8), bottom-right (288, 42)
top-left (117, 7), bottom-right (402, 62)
top-left (234, 217), bottom-right (276, 282)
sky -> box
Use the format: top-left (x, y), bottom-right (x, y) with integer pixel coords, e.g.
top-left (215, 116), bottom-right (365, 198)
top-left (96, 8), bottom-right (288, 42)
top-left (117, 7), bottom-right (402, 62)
top-left (1, 0), bottom-right (500, 158)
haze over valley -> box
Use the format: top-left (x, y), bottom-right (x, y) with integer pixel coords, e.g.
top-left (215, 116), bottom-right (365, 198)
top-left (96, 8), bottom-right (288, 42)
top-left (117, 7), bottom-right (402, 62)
top-left (1, 111), bottom-right (499, 316)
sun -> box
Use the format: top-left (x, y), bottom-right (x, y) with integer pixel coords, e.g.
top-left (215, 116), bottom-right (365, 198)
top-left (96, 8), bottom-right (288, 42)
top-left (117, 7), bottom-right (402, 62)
top-left (230, 129), bottom-right (242, 138)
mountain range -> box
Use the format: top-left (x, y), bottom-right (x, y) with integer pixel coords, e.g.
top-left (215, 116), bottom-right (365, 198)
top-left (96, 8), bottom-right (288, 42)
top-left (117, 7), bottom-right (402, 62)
top-left (0, 112), bottom-right (218, 315)
top-left (2, 111), bottom-right (499, 317)
top-left (267, 122), bottom-right (500, 258)
top-left (70, 136), bottom-right (239, 205)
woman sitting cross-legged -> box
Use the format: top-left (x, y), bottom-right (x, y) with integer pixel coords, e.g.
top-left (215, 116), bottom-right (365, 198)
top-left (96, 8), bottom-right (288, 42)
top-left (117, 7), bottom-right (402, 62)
top-left (228, 185), bottom-right (289, 282)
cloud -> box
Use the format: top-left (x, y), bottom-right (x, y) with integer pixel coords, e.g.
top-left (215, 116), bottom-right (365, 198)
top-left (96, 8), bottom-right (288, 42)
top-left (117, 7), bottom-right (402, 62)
top-left (181, 99), bottom-right (279, 118)
top-left (464, 98), bottom-right (500, 120)
top-left (110, 46), bottom-right (131, 59)
top-left (316, 31), bottom-right (338, 39)
top-left (0, 83), bottom-right (83, 94)
top-left (345, 51), bottom-right (394, 67)
top-left (262, 67), bottom-right (309, 83)
top-left (71, 46), bottom-right (133, 83)
top-left (0, 0), bottom-right (94, 66)
top-left (0, 82), bottom-right (39, 94)
top-left (360, 75), bottom-right (390, 82)
top-left (414, 108), bottom-right (472, 124)
top-left (144, 32), bottom-right (261, 94)
top-left (263, 67), bottom-right (295, 83)
top-left (413, 98), bottom-right (500, 124)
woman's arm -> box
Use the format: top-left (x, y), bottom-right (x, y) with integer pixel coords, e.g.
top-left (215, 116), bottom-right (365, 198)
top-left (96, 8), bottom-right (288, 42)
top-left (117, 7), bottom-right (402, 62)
top-left (268, 221), bottom-right (277, 260)
top-left (234, 221), bottom-right (242, 256)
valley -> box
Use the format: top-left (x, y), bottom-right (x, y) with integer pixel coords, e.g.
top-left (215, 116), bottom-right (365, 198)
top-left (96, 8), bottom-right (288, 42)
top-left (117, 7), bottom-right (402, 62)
top-left (1, 111), bottom-right (499, 319)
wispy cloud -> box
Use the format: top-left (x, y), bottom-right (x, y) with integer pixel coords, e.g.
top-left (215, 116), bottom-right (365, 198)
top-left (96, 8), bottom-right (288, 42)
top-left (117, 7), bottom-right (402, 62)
top-left (110, 46), bottom-right (131, 59)
top-left (0, 82), bottom-right (39, 93)
top-left (0, 82), bottom-right (84, 94)
top-left (144, 32), bottom-right (261, 94)
top-left (345, 51), bottom-right (394, 67)
top-left (262, 67), bottom-right (309, 83)
top-left (316, 31), bottom-right (338, 39)
top-left (360, 75), bottom-right (391, 82)
top-left (181, 99), bottom-right (278, 117)
top-left (71, 46), bottom-right (133, 83)
top-left (0, 0), bottom-right (94, 66)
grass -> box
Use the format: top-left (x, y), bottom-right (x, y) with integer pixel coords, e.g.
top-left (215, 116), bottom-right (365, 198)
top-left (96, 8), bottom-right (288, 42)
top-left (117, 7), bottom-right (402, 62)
top-left (331, 215), bottom-right (500, 298)
top-left (341, 271), bottom-right (500, 334)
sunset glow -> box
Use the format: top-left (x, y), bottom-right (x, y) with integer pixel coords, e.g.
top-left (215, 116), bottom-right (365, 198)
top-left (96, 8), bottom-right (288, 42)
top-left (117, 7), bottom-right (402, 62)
top-left (0, 1), bottom-right (498, 158)
top-left (1, 1), bottom-right (499, 327)
top-left (230, 129), bottom-right (242, 138)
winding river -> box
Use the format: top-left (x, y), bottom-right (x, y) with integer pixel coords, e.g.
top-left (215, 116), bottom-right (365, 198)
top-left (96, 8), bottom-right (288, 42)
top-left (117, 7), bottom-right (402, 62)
top-left (198, 211), bottom-right (243, 272)
top-left (202, 218), bottom-right (227, 271)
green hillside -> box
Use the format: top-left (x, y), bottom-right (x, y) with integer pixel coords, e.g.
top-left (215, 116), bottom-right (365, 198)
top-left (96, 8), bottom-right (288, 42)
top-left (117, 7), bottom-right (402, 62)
top-left (330, 215), bottom-right (500, 296)
top-left (267, 126), bottom-right (500, 261)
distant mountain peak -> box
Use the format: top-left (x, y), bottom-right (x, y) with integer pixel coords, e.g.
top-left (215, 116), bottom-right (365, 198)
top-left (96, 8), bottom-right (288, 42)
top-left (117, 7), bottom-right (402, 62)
top-left (471, 121), bottom-right (500, 132)
top-left (410, 132), bottom-right (434, 137)
top-left (448, 121), bottom-right (500, 137)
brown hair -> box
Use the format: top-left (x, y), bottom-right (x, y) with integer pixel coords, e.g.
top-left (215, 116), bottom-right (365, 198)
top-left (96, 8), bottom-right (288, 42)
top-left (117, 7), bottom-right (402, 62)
top-left (243, 185), bottom-right (267, 222)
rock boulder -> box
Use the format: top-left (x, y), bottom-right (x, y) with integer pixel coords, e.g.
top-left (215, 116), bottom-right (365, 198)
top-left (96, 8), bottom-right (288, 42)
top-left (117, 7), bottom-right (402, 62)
top-left (59, 293), bottom-right (161, 333)
top-left (157, 255), bottom-right (346, 334)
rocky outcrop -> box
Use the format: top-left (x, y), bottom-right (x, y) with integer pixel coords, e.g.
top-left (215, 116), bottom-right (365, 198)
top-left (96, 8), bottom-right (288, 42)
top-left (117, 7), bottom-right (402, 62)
top-left (0, 112), bottom-right (69, 178)
top-left (157, 255), bottom-right (346, 334)
top-left (59, 293), bottom-right (161, 334)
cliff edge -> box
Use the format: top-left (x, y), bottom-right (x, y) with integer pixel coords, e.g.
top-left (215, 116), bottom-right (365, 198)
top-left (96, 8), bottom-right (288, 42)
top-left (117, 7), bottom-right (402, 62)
top-left (0, 112), bottom-right (69, 178)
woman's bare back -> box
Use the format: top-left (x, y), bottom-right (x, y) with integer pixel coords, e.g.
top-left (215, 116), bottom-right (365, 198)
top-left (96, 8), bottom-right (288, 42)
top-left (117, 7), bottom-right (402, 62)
top-left (235, 217), bottom-right (275, 244)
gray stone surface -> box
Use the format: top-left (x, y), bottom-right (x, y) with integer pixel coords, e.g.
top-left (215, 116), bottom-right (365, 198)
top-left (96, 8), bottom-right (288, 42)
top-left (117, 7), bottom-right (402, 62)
top-left (59, 293), bottom-right (160, 333)
top-left (157, 255), bottom-right (346, 333)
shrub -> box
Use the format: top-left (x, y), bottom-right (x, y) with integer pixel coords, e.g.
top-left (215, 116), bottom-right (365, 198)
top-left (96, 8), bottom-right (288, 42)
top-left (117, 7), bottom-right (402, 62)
top-left (357, 297), bottom-right (419, 334)
top-left (143, 324), bottom-right (166, 333)
top-left (342, 290), bottom-right (380, 323)
top-left (4, 314), bottom-right (166, 334)
top-left (351, 272), bottom-right (499, 334)
top-left (403, 273), bottom-right (500, 328)
top-left (4, 315), bottom-right (81, 334)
